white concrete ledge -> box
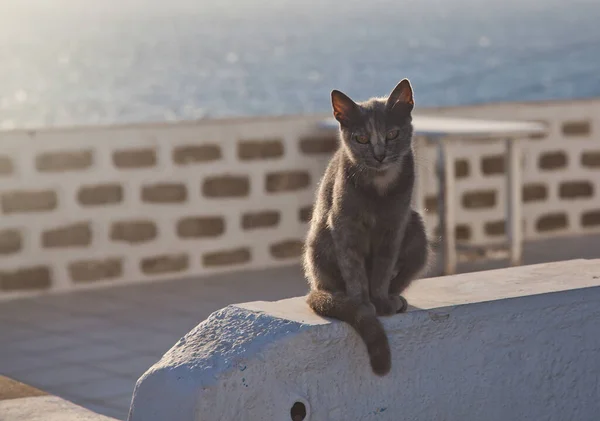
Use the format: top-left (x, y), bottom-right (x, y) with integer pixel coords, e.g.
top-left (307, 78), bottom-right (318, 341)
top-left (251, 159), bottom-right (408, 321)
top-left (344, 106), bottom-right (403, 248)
top-left (128, 259), bottom-right (600, 421)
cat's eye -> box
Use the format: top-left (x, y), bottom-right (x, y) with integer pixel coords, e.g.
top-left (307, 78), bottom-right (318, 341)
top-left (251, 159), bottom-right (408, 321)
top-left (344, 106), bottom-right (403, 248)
top-left (386, 129), bottom-right (400, 140)
top-left (354, 134), bottom-right (369, 144)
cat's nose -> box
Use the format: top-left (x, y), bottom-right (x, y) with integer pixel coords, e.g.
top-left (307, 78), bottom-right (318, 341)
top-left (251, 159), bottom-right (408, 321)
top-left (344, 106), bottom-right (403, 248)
top-left (373, 144), bottom-right (386, 162)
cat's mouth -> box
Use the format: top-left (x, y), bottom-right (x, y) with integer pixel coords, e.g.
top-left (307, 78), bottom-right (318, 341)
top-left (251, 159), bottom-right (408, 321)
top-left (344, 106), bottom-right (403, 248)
top-left (370, 157), bottom-right (402, 171)
top-left (374, 162), bottom-right (391, 171)
top-left (363, 161), bottom-right (393, 172)
top-left (374, 152), bottom-right (407, 171)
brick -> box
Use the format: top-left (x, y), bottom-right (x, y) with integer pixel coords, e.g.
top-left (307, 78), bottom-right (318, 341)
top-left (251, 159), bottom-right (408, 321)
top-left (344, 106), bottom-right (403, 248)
top-left (481, 155), bottom-right (505, 175)
top-left (242, 211), bottom-right (280, 230)
top-left (203, 248), bottom-right (250, 267)
top-left (42, 222), bottom-right (91, 248)
top-left (581, 210), bottom-right (600, 227)
top-left (266, 171), bottom-right (310, 193)
top-left (0, 229), bottom-right (22, 254)
top-left (69, 258), bottom-right (122, 283)
top-left (485, 220), bottom-right (526, 236)
top-left (78, 184), bottom-right (123, 206)
top-left (177, 216), bottom-right (225, 238)
top-left (424, 196), bottom-right (438, 213)
top-left (0, 156), bottom-right (14, 175)
top-left (299, 206), bottom-right (313, 223)
top-left (142, 183), bottom-right (187, 203)
top-left (0, 266), bottom-right (52, 291)
top-left (539, 151), bottom-right (567, 170)
top-left (141, 254), bottom-right (189, 275)
top-left (455, 159), bottom-right (469, 178)
top-left (299, 135), bottom-right (338, 154)
top-left (270, 240), bottom-right (304, 259)
top-left (559, 181), bottom-right (593, 199)
top-left (113, 148), bottom-right (156, 169)
top-left (462, 190), bottom-right (496, 209)
top-left (203, 176), bottom-right (250, 198)
top-left (1, 190), bottom-right (57, 214)
top-left (111, 220), bottom-right (157, 244)
top-left (455, 225), bottom-right (471, 241)
top-left (485, 221), bottom-right (505, 236)
top-left (536, 213), bottom-right (568, 232)
top-left (173, 144), bottom-right (221, 165)
top-left (238, 139), bottom-right (284, 160)
top-left (562, 120), bottom-right (591, 136)
top-left (36, 150), bottom-right (93, 172)
top-left (523, 184), bottom-right (547, 202)
top-left (581, 151), bottom-right (600, 168)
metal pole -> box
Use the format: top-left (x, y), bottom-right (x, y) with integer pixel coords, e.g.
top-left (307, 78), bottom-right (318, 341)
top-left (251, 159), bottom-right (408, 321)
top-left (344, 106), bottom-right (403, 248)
top-left (505, 138), bottom-right (523, 266)
top-left (437, 139), bottom-right (457, 275)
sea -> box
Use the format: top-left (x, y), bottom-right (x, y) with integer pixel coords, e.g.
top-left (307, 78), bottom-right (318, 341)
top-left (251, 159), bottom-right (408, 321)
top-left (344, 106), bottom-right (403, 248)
top-left (1, 0), bottom-right (600, 130)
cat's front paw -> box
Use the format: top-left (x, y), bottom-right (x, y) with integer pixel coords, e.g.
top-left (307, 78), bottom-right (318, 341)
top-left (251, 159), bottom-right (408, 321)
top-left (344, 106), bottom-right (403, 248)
top-left (391, 295), bottom-right (408, 314)
top-left (371, 296), bottom-right (398, 316)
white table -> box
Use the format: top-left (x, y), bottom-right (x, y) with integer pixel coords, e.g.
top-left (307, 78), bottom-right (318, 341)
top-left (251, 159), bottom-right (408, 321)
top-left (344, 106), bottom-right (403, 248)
top-left (319, 115), bottom-right (548, 275)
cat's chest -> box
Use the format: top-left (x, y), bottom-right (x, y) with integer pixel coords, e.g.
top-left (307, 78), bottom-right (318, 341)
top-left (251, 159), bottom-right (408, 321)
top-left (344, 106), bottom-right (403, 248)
top-left (362, 220), bottom-right (395, 260)
top-left (361, 204), bottom-right (404, 234)
top-left (355, 199), bottom-right (407, 257)
top-left (372, 168), bottom-right (400, 195)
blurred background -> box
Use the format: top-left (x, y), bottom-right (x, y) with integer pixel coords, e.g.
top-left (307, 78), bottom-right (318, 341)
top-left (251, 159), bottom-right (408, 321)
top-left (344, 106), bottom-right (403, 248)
top-left (1, 0), bottom-right (600, 129)
top-left (1, 1), bottom-right (600, 420)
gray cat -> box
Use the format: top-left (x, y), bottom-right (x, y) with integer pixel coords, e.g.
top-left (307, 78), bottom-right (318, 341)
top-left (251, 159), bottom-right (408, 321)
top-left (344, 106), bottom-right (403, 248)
top-left (303, 79), bottom-right (429, 376)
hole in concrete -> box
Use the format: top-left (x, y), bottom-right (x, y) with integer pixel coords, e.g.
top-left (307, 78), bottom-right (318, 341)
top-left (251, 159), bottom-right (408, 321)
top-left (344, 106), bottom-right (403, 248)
top-left (291, 402), bottom-right (307, 421)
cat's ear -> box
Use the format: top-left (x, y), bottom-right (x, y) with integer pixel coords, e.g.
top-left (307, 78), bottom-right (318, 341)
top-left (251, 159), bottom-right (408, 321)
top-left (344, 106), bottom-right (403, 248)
top-left (386, 79), bottom-right (414, 111)
top-left (331, 90), bottom-right (360, 126)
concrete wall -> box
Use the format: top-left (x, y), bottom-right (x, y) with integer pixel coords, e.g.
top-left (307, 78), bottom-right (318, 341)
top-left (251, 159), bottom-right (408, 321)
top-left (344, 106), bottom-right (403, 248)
top-left (0, 98), bottom-right (599, 298)
top-left (128, 259), bottom-right (600, 421)
top-left (417, 98), bottom-right (600, 245)
top-left (0, 115), bottom-right (333, 298)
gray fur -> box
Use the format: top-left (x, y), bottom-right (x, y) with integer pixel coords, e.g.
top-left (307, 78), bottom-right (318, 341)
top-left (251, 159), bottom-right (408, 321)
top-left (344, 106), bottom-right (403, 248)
top-left (303, 79), bottom-right (429, 376)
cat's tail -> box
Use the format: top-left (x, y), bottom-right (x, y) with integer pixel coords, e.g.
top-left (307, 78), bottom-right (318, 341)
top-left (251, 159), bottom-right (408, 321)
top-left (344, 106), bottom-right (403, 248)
top-left (307, 290), bottom-right (391, 376)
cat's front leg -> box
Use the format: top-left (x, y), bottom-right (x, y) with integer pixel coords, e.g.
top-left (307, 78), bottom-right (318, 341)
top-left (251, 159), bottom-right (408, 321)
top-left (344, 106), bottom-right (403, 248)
top-left (369, 219), bottom-right (406, 316)
top-left (369, 239), bottom-right (404, 316)
top-left (371, 284), bottom-right (406, 315)
top-left (330, 216), bottom-right (371, 305)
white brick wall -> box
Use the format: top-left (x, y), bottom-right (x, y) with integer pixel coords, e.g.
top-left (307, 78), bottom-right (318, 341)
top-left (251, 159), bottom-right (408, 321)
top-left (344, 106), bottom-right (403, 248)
top-left (0, 98), bottom-right (598, 298)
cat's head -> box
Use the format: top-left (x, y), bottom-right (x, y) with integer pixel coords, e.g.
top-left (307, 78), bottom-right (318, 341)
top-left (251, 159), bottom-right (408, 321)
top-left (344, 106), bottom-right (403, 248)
top-left (331, 79), bottom-right (414, 171)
